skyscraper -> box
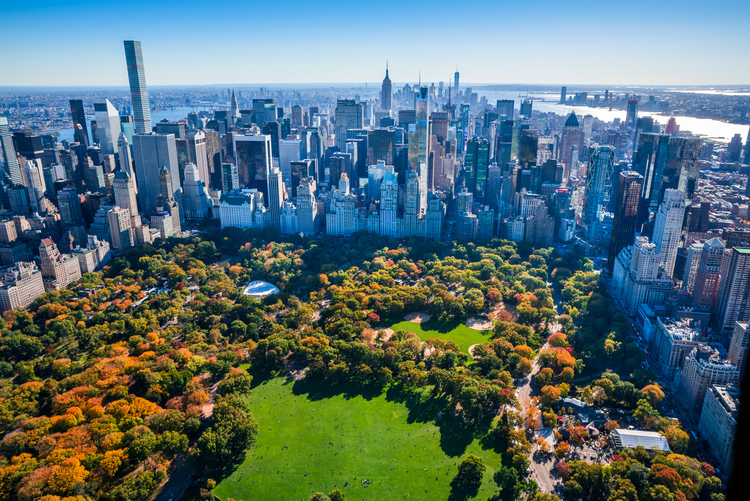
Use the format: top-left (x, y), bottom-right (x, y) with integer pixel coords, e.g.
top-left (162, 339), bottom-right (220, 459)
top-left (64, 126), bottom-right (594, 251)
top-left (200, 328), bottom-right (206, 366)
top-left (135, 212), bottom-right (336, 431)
top-left (408, 87), bottom-right (430, 209)
top-left (652, 189), bottom-right (686, 278)
top-left (267, 167), bottom-right (284, 229)
top-left (132, 133), bottom-right (180, 214)
top-left (608, 170), bottom-right (643, 272)
top-left (380, 64), bottom-right (392, 111)
top-left (69, 99), bottom-right (89, 147)
top-left (185, 130), bottom-right (210, 188)
top-left (453, 69), bottom-right (460, 100)
top-left (0, 117), bottom-right (22, 185)
top-left (123, 40), bottom-right (152, 134)
top-left (560, 86), bottom-right (567, 104)
top-left (583, 145), bottom-right (614, 237)
top-left (559, 112), bottom-right (583, 182)
top-left (182, 163), bottom-right (209, 220)
top-left (334, 99), bottom-right (363, 151)
top-left (714, 247), bottom-right (750, 336)
top-left (117, 133), bottom-right (134, 178)
top-left (464, 137), bottom-right (490, 202)
top-left (626, 98), bottom-right (638, 129)
top-left (93, 99), bottom-right (121, 155)
top-left (496, 100), bottom-right (514, 120)
top-left (233, 135), bottom-right (272, 197)
top-left (692, 238), bottom-right (725, 311)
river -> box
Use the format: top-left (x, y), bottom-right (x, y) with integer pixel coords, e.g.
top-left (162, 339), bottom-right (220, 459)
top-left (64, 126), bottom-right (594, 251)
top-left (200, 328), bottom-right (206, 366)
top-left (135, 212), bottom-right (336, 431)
top-left (481, 90), bottom-right (749, 144)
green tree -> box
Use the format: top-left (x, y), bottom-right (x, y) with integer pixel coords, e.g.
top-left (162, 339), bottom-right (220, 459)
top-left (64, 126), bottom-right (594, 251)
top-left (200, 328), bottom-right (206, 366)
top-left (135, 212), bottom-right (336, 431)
top-left (456, 454), bottom-right (486, 487)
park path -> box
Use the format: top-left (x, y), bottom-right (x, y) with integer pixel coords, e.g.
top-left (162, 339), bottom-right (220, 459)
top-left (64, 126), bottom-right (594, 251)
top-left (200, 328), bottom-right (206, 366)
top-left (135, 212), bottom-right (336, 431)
top-left (514, 282), bottom-right (567, 495)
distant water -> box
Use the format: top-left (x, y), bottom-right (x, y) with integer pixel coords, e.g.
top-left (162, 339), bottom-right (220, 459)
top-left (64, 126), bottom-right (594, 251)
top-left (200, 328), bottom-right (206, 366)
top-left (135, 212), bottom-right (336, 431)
top-left (483, 91), bottom-right (749, 144)
top-left (50, 107), bottom-right (194, 143)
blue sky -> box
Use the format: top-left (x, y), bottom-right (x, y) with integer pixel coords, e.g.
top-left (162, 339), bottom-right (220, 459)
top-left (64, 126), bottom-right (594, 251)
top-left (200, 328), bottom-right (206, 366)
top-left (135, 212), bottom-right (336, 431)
top-left (1, 0), bottom-right (749, 86)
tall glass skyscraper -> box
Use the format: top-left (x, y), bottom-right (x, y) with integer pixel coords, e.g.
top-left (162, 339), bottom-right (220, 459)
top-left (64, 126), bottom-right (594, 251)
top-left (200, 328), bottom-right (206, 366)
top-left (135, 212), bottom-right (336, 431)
top-left (123, 40), bottom-right (152, 134)
top-left (0, 117), bottom-right (22, 185)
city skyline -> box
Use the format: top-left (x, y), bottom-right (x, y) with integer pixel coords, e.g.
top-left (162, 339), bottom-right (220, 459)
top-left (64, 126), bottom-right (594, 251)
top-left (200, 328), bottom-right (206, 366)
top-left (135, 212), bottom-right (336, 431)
top-left (2, 0), bottom-right (750, 87)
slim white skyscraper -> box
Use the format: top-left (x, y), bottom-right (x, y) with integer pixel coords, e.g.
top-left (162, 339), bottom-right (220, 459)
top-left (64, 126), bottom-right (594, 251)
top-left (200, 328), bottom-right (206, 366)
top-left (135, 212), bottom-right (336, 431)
top-left (93, 99), bottom-right (121, 155)
top-left (653, 189), bottom-right (686, 278)
top-left (123, 40), bottom-right (152, 134)
top-left (24, 159), bottom-right (46, 213)
top-left (117, 133), bottom-right (134, 178)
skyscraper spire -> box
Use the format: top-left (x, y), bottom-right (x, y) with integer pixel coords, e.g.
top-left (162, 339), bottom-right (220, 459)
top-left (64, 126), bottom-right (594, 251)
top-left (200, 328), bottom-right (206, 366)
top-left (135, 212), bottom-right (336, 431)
top-left (386, 60), bottom-right (389, 78)
top-left (230, 89), bottom-right (239, 119)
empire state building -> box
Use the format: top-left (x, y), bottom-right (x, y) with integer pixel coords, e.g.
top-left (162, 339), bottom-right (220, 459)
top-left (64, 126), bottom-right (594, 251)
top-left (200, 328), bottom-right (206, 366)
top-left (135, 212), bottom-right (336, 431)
top-left (380, 63), bottom-right (392, 111)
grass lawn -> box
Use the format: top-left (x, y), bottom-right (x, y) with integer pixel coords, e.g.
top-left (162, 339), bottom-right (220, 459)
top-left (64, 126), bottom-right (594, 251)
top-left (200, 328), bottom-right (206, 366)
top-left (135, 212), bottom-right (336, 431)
top-left (213, 375), bottom-right (504, 501)
top-left (385, 318), bottom-right (494, 356)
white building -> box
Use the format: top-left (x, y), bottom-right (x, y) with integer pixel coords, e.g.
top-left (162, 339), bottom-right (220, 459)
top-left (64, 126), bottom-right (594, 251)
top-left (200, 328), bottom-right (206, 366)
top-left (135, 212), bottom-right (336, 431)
top-left (326, 174), bottom-right (359, 236)
top-left (296, 178), bottom-right (319, 235)
top-left (503, 216), bottom-right (525, 242)
top-left (0, 262), bottom-right (46, 313)
top-left (219, 189), bottom-right (265, 230)
top-left (182, 163), bottom-right (210, 220)
top-left (652, 189), bottom-right (686, 278)
top-left (612, 236), bottom-right (675, 316)
top-left (651, 317), bottom-right (702, 378)
top-left (678, 345), bottom-right (738, 413)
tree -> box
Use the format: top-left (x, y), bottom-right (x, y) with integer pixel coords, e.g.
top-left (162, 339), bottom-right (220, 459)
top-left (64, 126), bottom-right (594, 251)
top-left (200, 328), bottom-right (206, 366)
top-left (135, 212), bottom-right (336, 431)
top-left (456, 454), bottom-right (486, 487)
top-left (310, 493), bottom-right (330, 501)
top-left (663, 426), bottom-right (690, 454)
top-left (494, 467), bottom-right (521, 500)
top-left (555, 441), bottom-right (570, 458)
top-left (327, 489), bottom-right (346, 501)
top-left (642, 384), bottom-right (665, 406)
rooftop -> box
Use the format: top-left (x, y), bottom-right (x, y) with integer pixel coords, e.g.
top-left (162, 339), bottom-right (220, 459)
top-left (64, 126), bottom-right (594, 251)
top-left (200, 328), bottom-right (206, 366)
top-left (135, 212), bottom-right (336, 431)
top-left (613, 429), bottom-right (670, 452)
top-left (242, 280), bottom-right (279, 297)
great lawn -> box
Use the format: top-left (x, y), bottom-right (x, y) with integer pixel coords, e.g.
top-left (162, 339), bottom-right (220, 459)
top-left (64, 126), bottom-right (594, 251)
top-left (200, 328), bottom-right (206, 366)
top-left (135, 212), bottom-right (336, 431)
top-left (213, 375), bottom-right (504, 501)
top-left (385, 318), bottom-right (494, 357)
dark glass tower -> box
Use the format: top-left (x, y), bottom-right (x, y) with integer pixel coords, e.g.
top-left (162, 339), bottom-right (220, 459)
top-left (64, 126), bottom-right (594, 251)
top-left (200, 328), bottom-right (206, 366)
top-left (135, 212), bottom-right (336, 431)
top-left (69, 99), bottom-right (89, 147)
top-left (607, 170), bottom-right (643, 271)
top-left (123, 40), bottom-right (152, 134)
top-left (464, 137), bottom-right (490, 202)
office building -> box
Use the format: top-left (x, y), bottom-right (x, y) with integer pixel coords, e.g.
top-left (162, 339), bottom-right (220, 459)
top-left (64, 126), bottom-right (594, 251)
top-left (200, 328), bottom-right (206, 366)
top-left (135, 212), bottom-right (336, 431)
top-left (93, 99), bottom-right (121, 154)
top-left (495, 100), bottom-right (513, 120)
top-left (123, 40), bottom-right (152, 134)
top-left (222, 163), bottom-right (239, 193)
top-left (267, 167), bottom-right (284, 229)
top-left (25, 159), bottom-right (46, 213)
top-left (583, 145), bottom-right (614, 240)
top-left (0, 262), bottom-right (46, 313)
top-left (367, 128), bottom-right (396, 167)
top-left (380, 64), bottom-right (392, 111)
top-left (132, 133), bottom-right (180, 214)
top-left (652, 189), bottom-right (686, 278)
top-left (335, 99), bottom-right (364, 151)
top-left (698, 385), bottom-right (738, 472)
top-left (559, 86), bottom-right (567, 104)
top-left (69, 99), bottom-right (89, 146)
top-left (559, 112), bottom-right (583, 181)
top-left (608, 171), bottom-right (643, 272)
top-left (296, 177), bottom-right (319, 235)
top-left (279, 139), bottom-right (301, 183)
top-left (117, 133), bottom-right (134, 177)
top-left (182, 163), bottom-right (210, 220)
top-left (464, 137), bottom-right (490, 201)
top-left (326, 174), bottom-right (359, 236)
top-left (626, 98), bottom-right (638, 129)
top-left (0, 117), bottom-right (22, 185)
top-left (234, 135), bottom-right (272, 197)
top-left (185, 130), bottom-right (210, 187)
